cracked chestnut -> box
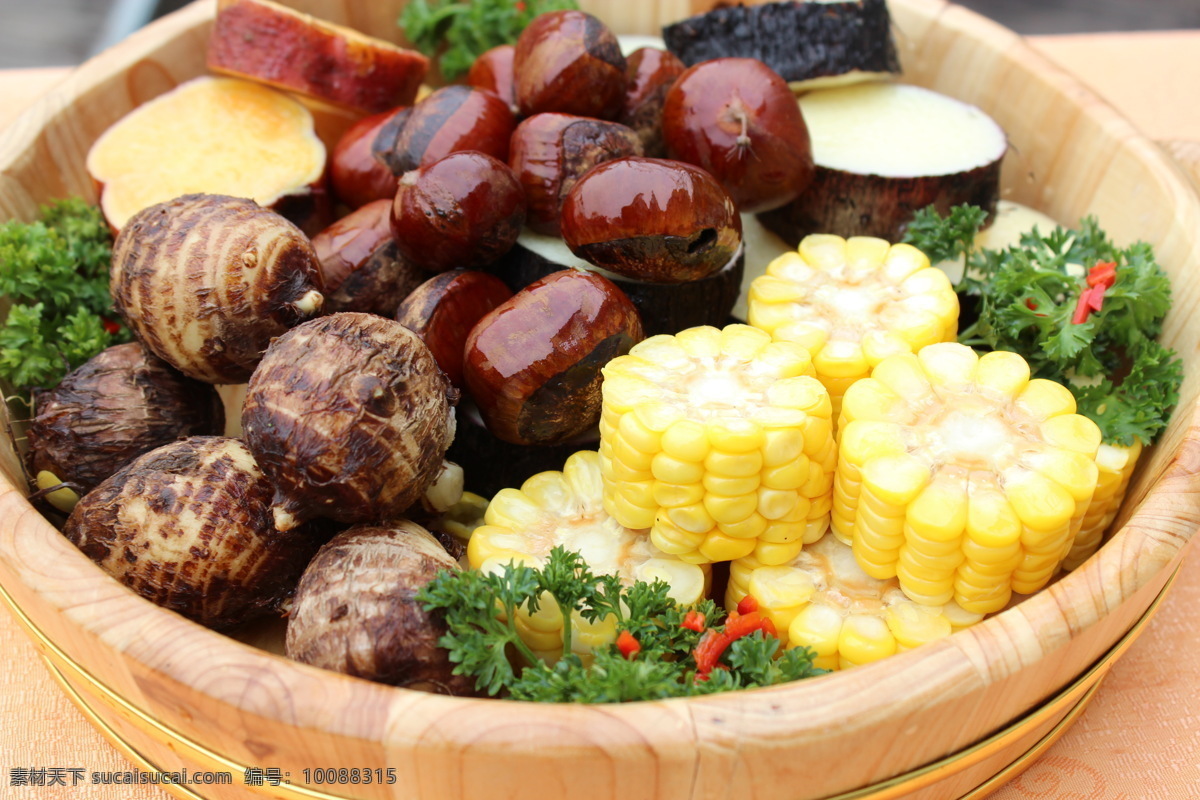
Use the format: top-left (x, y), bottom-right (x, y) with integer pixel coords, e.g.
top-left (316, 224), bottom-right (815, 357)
top-left (559, 157), bottom-right (742, 284)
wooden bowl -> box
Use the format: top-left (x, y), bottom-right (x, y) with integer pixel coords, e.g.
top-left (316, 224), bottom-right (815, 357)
top-left (2, 1), bottom-right (1199, 799)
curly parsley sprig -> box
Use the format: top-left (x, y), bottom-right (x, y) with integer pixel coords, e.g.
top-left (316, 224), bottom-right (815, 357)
top-left (400, 0), bottom-right (579, 80)
top-left (417, 547), bottom-right (824, 702)
top-left (903, 205), bottom-right (1182, 446)
top-left (0, 198), bottom-right (128, 397)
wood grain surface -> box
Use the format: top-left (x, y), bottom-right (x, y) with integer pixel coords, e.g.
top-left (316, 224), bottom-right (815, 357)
top-left (0, 9), bottom-right (1199, 800)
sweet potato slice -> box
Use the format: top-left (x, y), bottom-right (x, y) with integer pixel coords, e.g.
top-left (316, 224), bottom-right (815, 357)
top-left (86, 76), bottom-right (327, 234)
top-left (208, 0), bottom-right (429, 114)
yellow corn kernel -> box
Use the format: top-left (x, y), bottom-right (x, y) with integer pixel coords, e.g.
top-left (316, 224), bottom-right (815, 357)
top-left (1063, 440), bottom-right (1142, 571)
top-left (1014, 379), bottom-right (1077, 420)
top-left (839, 615), bottom-right (897, 667)
top-left (975, 350), bottom-right (1031, 399)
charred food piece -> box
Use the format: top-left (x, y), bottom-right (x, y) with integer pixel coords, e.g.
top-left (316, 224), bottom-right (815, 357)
top-left (242, 312), bottom-right (457, 531)
top-left (662, 0), bottom-right (900, 88)
top-left (285, 521), bottom-right (472, 693)
top-left (390, 151), bottom-right (526, 273)
top-left (62, 436), bottom-right (319, 630)
top-left (312, 199), bottom-right (424, 316)
top-left (509, 113), bottom-right (643, 236)
top-left (514, 10), bottom-right (627, 120)
top-left (560, 157), bottom-right (742, 283)
top-left (110, 193), bottom-right (325, 384)
top-left (27, 343), bottom-right (224, 498)
top-left (463, 269), bottom-right (643, 446)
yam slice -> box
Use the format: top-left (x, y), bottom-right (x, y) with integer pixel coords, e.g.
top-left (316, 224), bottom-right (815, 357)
top-left (759, 82), bottom-right (1006, 243)
top-left (86, 76), bottom-right (327, 234)
top-left (662, 0), bottom-right (899, 91)
top-left (208, 0), bottom-right (429, 114)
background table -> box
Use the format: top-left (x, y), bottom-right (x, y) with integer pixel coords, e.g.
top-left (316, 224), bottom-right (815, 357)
top-left (1, 28), bottom-right (1198, 800)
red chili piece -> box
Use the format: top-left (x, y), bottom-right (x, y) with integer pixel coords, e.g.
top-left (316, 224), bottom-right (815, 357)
top-left (1087, 260), bottom-right (1117, 289)
top-left (101, 317), bottom-right (121, 335)
top-left (681, 610), bottom-right (706, 632)
top-left (1072, 285), bottom-right (1107, 324)
top-left (616, 630), bottom-right (641, 660)
top-left (724, 610), bottom-right (765, 640)
top-left (693, 629), bottom-right (732, 674)
top-left (736, 595), bottom-right (759, 615)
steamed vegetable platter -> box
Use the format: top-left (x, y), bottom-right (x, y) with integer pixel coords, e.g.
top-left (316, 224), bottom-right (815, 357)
top-left (0, 0), bottom-right (1186, 712)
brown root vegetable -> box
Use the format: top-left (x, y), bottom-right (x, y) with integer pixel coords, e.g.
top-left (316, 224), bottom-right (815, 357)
top-left (242, 312), bottom-right (456, 531)
top-left (26, 343), bottom-right (224, 497)
top-left (110, 194), bottom-right (325, 384)
top-left (85, 76), bottom-right (328, 234)
top-left (312, 199), bottom-right (423, 316)
top-left (509, 113), bottom-right (643, 236)
top-left (619, 48), bottom-right (686, 158)
top-left (390, 151), bottom-right (526, 273)
top-left (758, 83), bottom-right (1006, 241)
top-left (207, 0), bottom-right (429, 114)
top-left (62, 437), bottom-right (320, 630)
top-left (395, 269), bottom-right (514, 389)
top-left (285, 521), bottom-right (472, 693)
top-left (329, 106), bottom-right (410, 210)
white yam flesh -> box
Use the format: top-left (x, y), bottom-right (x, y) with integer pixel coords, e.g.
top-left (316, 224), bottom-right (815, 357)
top-left (759, 82), bottom-right (1007, 242)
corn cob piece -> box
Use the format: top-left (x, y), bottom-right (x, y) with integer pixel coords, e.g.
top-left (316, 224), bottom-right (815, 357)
top-left (747, 234), bottom-right (959, 420)
top-left (835, 343), bottom-right (1102, 614)
top-left (468, 450), bottom-right (708, 663)
top-left (728, 533), bottom-right (983, 671)
top-left (1062, 439), bottom-right (1142, 571)
top-left (599, 324), bottom-right (837, 566)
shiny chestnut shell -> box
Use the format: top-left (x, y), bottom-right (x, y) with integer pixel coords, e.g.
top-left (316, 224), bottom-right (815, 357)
top-left (330, 106), bottom-right (409, 209)
top-left (662, 58), bottom-right (815, 214)
top-left (509, 113), bottom-right (643, 236)
top-left (392, 86), bottom-right (515, 173)
top-left (620, 48), bottom-right (686, 157)
top-left (560, 157), bottom-right (742, 284)
top-left (467, 44), bottom-right (516, 111)
top-left (312, 199), bottom-right (423, 316)
top-left (463, 269), bottom-right (643, 446)
top-left (390, 151), bottom-right (526, 273)
top-left (513, 10), bottom-right (627, 120)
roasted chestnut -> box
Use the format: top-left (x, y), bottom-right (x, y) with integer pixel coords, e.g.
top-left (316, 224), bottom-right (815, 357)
top-left (391, 85), bottom-right (515, 173)
top-left (390, 151), bottom-right (526, 273)
top-left (560, 157), bottom-right (742, 284)
top-left (463, 269), bottom-right (643, 446)
top-left (619, 48), bottom-right (686, 157)
top-left (513, 10), bottom-right (627, 120)
top-left (312, 199), bottom-right (423, 316)
top-left (663, 57), bottom-right (815, 213)
top-left (330, 106), bottom-right (409, 209)
top-left (395, 270), bottom-right (513, 389)
top-left (467, 44), bottom-right (516, 111)
top-left (509, 113), bottom-right (643, 236)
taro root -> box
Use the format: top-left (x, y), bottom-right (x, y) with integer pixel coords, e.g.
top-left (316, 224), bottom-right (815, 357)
top-left (619, 48), bottom-right (686, 158)
top-left (26, 343), bottom-right (224, 499)
top-left (86, 76), bottom-right (328, 234)
top-left (663, 58), bottom-right (815, 214)
top-left (390, 151), bottom-right (526, 273)
top-left (208, 0), bottom-right (429, 113)
top-left (62, 436), bottom-right (320, 630)
top-left (509, 113), bottom-right (643, 236)
top-left (395, 270), bottom-right (513, 389)
top-left (312, 199), bottom-right (423, 316)
top-left (242, 312), bottom-right (456, 531)
top-left (467, 44), bottom-right (517, 111)
top-left (285, 521), bottom-right (472, 693)
top-left (463, 269), bottom-right (643, 446)
top-left (759, 82), bottom-right (1006, 242)
top-left (662, 0), bottom-right (900, 89)
top-left (514, 10), bottom-right (627, 120)
top-left (330, 106), bottom-right (411, 209)
top-left (560, 157), bottom-right (742, 284)
top-left (391, 85), bottom-right (515, 174)
top-left (110, 194), bottom-right (325, 384)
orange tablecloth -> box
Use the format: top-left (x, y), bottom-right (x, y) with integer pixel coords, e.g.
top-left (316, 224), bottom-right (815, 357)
top-left (2, 29), bottom-right (1199, 800)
